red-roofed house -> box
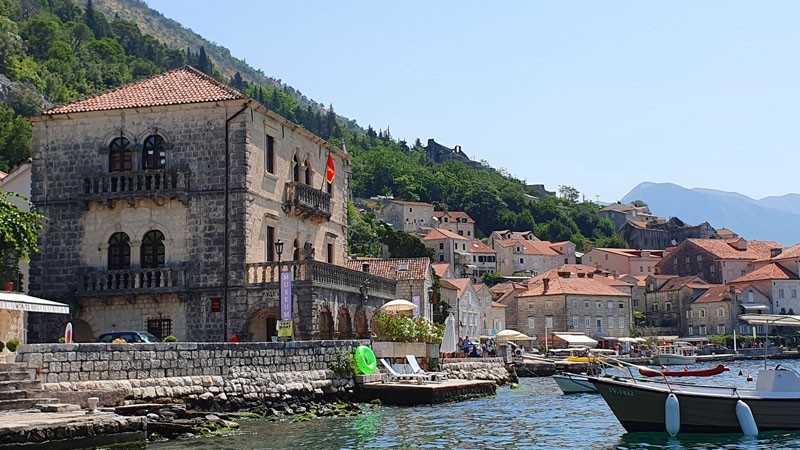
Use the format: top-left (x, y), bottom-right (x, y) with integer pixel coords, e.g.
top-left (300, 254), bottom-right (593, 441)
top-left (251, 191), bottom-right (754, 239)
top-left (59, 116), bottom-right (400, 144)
top-left (643, 275), bottom-right (709, 336)
top-left (515, 271), bottom-right (632, 341)
top-left (491, 239), bottom-right (576, 277)
top-left (687, 285), bottom-right (738, 337)
top-left (432, 263), bottom-right (456, 280)
top-left (27, 66), bottom-right (398, 343)
top-left (582, 248), bottom-right (664, 276)
top-left (433, 211), bottom-right (476, 239)
top-left (440, 278), bottom-right (480, 338)
top-left (487, 230), bottom-right (539, 247)
top-left (729, 263), bottom-right (799, 316)
top-left (344, 257), bottom-right (434, 320)
top-left (467, 239), bottom-right (497, 280)
top-left (422, 228), bottom-right (471, 274)
top-left (655, 238), bottom-right (784, 284)
top-left (379, 200), bottom-right (435, 234)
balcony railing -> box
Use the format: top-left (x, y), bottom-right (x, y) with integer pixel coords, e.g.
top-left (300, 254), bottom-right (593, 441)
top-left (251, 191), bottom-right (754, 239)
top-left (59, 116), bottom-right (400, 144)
top-left (80, 169), bottom-right (189, 203)
top-left (283, 182), bottom-right (331, 220)
top-left (79, 267), bottom-right (187, 294)
top-left (246, 260), bottom-right (396, 298)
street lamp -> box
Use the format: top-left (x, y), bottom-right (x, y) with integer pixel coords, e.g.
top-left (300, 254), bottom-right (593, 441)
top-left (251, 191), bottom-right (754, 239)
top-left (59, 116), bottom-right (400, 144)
top-left (275, 239), bottom-right (284, 264)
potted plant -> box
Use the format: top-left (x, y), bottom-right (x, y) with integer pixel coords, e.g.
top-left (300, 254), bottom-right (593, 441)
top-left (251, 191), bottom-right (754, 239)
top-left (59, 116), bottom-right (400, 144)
top-left (5, 339), bottom-right (19, 363)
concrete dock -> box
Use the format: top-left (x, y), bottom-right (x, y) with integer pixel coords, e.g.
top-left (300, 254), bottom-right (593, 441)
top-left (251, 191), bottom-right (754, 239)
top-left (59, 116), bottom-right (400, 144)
top-left (0, 408), bottom-right (147, 449)
top-left (357, 379), bottom-right (496, 406)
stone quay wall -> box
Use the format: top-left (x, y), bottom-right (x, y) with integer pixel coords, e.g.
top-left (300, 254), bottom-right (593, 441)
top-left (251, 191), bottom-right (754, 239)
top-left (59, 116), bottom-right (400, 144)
top-left (441, 358), bottom-right (511, 384)
top-left (16, 341), bottom-right (362, 407)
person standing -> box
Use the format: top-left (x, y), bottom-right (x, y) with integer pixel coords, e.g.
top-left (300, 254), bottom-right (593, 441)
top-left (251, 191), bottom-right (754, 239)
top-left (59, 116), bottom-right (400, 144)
top-left (463, 336), bottom-right (472, 355)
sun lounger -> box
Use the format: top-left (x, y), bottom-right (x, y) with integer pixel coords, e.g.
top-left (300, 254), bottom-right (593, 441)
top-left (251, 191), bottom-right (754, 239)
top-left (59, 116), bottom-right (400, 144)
top-left (379, 358), bottom-right (427, 384)
top-left (406, 354), bottom-right (448, 382)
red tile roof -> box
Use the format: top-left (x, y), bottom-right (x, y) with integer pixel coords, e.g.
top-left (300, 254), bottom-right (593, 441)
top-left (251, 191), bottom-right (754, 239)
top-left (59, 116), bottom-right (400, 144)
top-left (431, 263), bottom-right (451, 278)
top-left (520, 274), bottom-right (629, 297)
top-left (658, 275), bottom-right (708, 291)
top-left (494, 239), bottom-right (562, 256)
top-left (433, 211), bottom-right (475, 223)
top-left (44, 66), bottom-right (246, 115)
top-left (716, 228), bottom-right (738, 239)
top-left (390, 200), bottom-right (434, 207)
top-left (0, 171), bottom-right (6, 180)
top-left (491, 301), bottom-right (508, 308)
top-left (440, 278), bottom-right (472, 299)
top-left (693, 285), bottom-right (734, 304)
top-left (687, 239), bottom-right (783, 260)
top-left (768, 244), bottom-right (800, 261)
top-left (730, 263), bottom-right (798, 283)
top-left (469, 240), bottom-right (495, 254)
top-left (592, 248), bottom-right (664, 258)
top-left (343, 257), bottom-right (430, 281)
top-left (423, 228), bottom-right (469, 241)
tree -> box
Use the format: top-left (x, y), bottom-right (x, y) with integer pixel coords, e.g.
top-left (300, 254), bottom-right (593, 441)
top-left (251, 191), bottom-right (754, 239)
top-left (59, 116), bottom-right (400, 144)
top-left (558, 185), bottom-right (580, 203)
top-left (481, 272), bottom-right (503, 287)
top-left (595, 235), bottom-right (628, 249)
top-left (0, 190), bottom-right (45, 284)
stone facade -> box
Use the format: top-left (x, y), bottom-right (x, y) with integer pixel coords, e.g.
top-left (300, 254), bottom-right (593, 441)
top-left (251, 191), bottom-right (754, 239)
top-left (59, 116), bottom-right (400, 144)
top-left (379, 200), bottom-right (434, 234)
top-left (27, 70), bottom-right (396, 343)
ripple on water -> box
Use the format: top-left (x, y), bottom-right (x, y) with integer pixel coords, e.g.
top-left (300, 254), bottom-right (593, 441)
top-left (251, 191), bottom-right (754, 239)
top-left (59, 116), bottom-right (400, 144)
top-left (148, 359), bottom-right (800, 450)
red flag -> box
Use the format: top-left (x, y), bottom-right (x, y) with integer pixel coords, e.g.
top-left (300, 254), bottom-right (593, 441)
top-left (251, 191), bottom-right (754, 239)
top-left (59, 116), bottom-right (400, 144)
top-left (326, 154), bottom-right (335, 184)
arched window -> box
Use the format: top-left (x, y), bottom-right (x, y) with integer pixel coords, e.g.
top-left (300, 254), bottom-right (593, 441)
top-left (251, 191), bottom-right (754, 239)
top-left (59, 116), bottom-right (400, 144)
top-left (109, 137), bottom-right (132, 172)
top-left (108, 232), bottom-right (131, 270)
top-left (142, 135), bottom-right (166, 170)
top-left (293, 238), bottom-right (300, 261)
top-left (141, 230), bottom-right (165, 268)
top-left (304, 160), bottom-right (312, 185)
top-left (293, 155), bottom-right (300, 182)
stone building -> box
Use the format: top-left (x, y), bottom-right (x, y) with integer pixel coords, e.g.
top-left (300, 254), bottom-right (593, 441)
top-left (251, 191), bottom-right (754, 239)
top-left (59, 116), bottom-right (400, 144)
top-left (642, 275), bottom-right (708, 336)
top-left (491, 238), bottom-right (575, 277)
top-left (440, 278), bottom-right (481, 339)
top-left (619, 217), bottom-right (715, 250)
top-left (378, 200), bottom-right (434, 234)
top-left (27, 66), bottom-right (395, 343)
top-left (599, 203), bottom-right (656, 230)
top-left (582, 248), bottom-right (664, 277)
top-left (655, 238), bottom-right (784, 284)
top-left (343, 257), bottom-right (434, 320)
top-left (686, 285), bottom-right (737, 337)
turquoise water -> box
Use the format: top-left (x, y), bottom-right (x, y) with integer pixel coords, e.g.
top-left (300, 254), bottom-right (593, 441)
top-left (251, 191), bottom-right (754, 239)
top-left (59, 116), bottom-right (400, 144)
top-left (148, 359), bottom-right (800, 450)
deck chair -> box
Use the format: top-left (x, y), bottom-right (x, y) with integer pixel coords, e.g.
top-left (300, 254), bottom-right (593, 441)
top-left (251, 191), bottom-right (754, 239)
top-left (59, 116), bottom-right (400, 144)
top-left (406, 355), bottom-right (447, 382)
top-left (379, 358), bottom-right (427, 384)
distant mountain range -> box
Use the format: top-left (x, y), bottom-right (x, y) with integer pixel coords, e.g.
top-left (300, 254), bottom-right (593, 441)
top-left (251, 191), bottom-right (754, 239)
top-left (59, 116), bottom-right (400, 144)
top-left (621, 182), bottom-right (800, 246)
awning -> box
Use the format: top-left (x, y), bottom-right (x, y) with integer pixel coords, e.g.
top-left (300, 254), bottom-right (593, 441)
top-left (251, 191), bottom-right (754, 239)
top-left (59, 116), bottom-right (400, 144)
top-left (740, 314), bottom-right (800, 327)
top-left (740, 304), bottom-right (768, 310)
top-left (553, 333), bottom-right (598, 347)
top-left (0, 292), bottom-right (70, 314)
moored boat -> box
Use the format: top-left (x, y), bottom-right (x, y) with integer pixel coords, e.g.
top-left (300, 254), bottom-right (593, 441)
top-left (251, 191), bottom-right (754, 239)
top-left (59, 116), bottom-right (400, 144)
top-left (638, 364), bottom-right (729, 378)
top-left (552, 373), bottom-right (597, 394)
top-left (653, 342), bottom-right (696, 365)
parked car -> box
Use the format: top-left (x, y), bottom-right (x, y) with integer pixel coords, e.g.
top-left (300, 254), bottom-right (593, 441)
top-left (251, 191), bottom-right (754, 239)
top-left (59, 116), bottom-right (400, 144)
top-left (97, 331), bottom-right (161, 343)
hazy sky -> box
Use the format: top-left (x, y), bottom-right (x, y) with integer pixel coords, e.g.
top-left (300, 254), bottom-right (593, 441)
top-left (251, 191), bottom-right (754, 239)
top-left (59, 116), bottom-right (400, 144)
top-left (145, 1), bottom-right (800, 202)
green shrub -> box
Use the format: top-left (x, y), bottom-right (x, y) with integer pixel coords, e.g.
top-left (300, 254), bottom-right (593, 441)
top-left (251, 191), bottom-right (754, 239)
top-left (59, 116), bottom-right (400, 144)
top-left (329, 350), bottom-right (357, 377)
top-left (6, 339), bottom-right (20, 352)
top-left (374, 312), bottom-right (445, 343)
top-left (58, 337), bottom-right (65, 343)
top-left (162, 335), bottom-right (178, 342)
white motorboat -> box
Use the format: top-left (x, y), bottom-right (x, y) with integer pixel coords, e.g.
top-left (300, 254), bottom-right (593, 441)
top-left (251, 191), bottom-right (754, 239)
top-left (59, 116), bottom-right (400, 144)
top-left (652, 342), bottom-right (696, 365)
top-left (552, 373), bottom-right (597, 394)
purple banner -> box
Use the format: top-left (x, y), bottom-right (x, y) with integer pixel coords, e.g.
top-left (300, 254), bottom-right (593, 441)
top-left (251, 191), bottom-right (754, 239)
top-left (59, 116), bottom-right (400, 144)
top-left (412, 295), bottom-right (421, 317)
top-left (280, 271), bottom-right (293, 321)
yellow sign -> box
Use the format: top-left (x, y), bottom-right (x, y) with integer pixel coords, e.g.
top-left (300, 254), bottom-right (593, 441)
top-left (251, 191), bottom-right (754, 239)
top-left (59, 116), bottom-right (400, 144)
top-left (278, 320), bottom-right (293, 337)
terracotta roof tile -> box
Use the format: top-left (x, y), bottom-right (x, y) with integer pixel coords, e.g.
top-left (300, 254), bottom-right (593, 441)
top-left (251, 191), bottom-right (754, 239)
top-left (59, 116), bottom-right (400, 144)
top-left (520, 275), bottom-right (629, 297)
top-left (389, 200), bottom-right (434, 207)
top-left (693, 285), bottom-right (734, 304)
top-left (491, 301), bottom-right (508, 308)
top-left (658, 276), bottom-right (708, 292)
top-left (768, 244), bottom-right (800, 261)
top-left (440, 278), bottom-right (472, 299)
top-left (44, 66), bottom-right (245, 115)
top-left (343, 257), bottom-right (430, 281)
top-left (730, 263), bottom-right (798, 283)
top-left (433, 211), bottom-right (475, 223)
top-left (431, 263), bottom-right (451, 278)
top-left (469, 240), bottom-right (495, 254)
top-left (687, 238), bottom-right (783, 260)
top-left (423, 228), bottom-right (469, 241)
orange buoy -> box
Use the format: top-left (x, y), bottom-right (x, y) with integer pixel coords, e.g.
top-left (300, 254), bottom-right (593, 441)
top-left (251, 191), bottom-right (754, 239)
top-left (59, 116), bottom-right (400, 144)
top-left (746, 373), bottom-right (753, 382)
top-left (738, 369), bottom-right (744, 376)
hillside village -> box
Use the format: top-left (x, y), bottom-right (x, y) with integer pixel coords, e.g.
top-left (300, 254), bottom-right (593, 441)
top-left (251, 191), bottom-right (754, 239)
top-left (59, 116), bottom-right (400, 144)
top-left (1, 65), bottom-right (797, 351)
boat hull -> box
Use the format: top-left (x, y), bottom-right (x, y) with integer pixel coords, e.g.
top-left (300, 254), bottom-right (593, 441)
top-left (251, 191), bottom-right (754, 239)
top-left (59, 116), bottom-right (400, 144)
top-left (553, 374), bottom-right (597, 394)
top-left (653, 354), bottom-right (696, 365)
top-left (590, 376), bottom-right (800, 433)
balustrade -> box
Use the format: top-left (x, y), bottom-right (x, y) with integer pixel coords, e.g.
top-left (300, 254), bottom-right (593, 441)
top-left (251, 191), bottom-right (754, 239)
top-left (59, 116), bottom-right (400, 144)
top-left (245, 260), bottom-right (396, 298)
top-left (80, 169), bottom-right (189, 201)
top-left (80, 267), bottom-right (186, 294)
top-left (284, 182), bottom-right (331, 218)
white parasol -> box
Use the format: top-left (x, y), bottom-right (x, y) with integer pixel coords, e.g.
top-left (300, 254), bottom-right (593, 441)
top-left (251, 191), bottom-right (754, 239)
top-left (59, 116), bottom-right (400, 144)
top-left (440, 314), bottom-right (457, 354)
top-left (495, 329), bottom-right (523, 339)
top-left (380, 299), bottom-right (417, 312)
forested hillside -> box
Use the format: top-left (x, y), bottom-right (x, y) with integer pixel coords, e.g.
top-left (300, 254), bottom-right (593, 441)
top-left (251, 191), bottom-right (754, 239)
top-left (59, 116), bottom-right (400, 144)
top-left (0, 0), bottom-right (620, 254)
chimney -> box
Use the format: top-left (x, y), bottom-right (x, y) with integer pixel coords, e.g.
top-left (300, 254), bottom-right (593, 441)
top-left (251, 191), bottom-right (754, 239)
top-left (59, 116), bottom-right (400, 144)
top-left (543, 278), bottom-right (550, 293)
top-left (362, 262), bottom-right (370, 273)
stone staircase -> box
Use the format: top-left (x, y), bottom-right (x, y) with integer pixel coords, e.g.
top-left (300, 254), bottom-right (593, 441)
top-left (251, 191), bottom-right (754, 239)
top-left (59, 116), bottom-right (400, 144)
top-left (0, 362), bottom-right (57, 411)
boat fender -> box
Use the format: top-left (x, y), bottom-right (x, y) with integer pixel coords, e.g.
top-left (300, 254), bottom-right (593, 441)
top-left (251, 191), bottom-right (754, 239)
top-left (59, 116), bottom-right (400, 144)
top-left (514, 349), bottom-right (523, 357)
top-left (665, 393), bottom-right (680, 436)
top-left (736, 400), bottom-right (758, 436)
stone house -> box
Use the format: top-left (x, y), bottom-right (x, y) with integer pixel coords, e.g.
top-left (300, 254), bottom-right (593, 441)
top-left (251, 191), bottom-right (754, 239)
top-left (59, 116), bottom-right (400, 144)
top-left (686, 285), bottom-right (737, 337)
top-left (432, 210), bottom-right (476, 239)
top-left (422, 228), bottom-right (472, 274)
top-left (26, 66), bottom-right (396, 343)
top-left (466, 240), bottom-right (497, 281)
top-left (492, 282), bottom-right (529, 331)
top-left (728, 263), bottom-right (799, 316)
top-left (599, 203), bottom-right (656, 230)
top-left (343, 257), bottom-right (434, 320)
top-left (492, 239), bottom-right (575, 277)
top-left (582, 248), bottom-right (664, 277)
top-left (486, 230), bottom-right (538, 249)
top-left (655, 238), bottom-right (784, 284)
top-left (379, 200), bottom-right (434, 234)
top-left (619, 217), bottom-right (715, 250)
top-left (439, 278), bottom-right (481, 339)
top-left (643, 275), bottom-right (708, 336)
top-left (516, 270), bottom-right (632, 342)
top-left (432, 263), bottom-right (456, 280)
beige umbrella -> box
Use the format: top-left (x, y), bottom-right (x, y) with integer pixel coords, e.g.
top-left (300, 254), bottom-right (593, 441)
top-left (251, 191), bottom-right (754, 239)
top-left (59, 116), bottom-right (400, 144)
top-left (380, 299), bottom-right (417, 312)
top-left (507, 333), bottom-right (531, 341)
top-left (495, 329), bottom-right (523, 339)
top-left (618, 337), bottom-right (638, 343)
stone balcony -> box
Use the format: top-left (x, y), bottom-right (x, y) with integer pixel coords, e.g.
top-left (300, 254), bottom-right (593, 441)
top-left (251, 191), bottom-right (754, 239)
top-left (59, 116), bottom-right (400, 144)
top-left (78, 267), bottom-right (187, 296)
top-left (80, 169), bottom-right (189, 206)
top-left (246, 260), bottom-right (396, 299)
top-left (283, 182), bottom-right (331, 221)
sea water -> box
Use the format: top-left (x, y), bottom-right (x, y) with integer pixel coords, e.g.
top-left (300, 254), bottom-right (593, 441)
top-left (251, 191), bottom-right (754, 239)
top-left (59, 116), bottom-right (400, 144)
top-left (148, 359), bottom-right (800, 450)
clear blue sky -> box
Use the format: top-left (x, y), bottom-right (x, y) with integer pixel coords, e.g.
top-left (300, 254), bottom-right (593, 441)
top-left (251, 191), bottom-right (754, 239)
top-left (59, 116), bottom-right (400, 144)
top-left (146, 1), bottom-right (800, 202)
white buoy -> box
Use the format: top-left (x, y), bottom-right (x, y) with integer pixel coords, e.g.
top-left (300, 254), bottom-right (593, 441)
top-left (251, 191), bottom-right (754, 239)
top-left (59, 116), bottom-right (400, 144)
top-left (665, 393), bottom-right (680, 436)
top-left (736, 400), bottom-right (758, 436)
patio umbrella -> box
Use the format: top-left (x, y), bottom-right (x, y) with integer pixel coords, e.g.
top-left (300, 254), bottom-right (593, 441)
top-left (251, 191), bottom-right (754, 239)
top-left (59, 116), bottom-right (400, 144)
top-left (380, 299), bottom-right (417, 312)
top-left (634, 337), bottom-right (647, 343)
top-left (440, 314), bottom-right (457, 354)
top-left (507, 333), bottom-right (531, 341)
top-left (618, 337), bottom-right (638, 343)
top-left (495, 329), bottom-right (523, 339)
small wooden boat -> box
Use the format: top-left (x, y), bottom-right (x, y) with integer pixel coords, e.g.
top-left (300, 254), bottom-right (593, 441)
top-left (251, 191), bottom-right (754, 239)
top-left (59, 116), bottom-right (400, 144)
top-left (639, 364), bottom-right (730, 378)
